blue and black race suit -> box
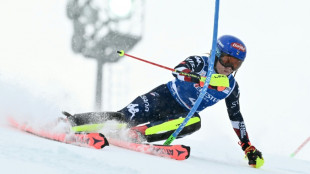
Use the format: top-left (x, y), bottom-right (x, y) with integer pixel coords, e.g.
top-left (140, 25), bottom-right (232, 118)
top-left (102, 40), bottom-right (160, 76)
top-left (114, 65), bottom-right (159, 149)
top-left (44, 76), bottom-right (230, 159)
top-left (119, 55), bottom-right (250, 144)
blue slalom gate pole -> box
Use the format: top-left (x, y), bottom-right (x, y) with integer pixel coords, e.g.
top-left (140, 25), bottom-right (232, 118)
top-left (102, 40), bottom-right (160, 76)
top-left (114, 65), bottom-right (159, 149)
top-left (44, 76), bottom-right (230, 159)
top-left (164, 0), bottom-right (220, 145)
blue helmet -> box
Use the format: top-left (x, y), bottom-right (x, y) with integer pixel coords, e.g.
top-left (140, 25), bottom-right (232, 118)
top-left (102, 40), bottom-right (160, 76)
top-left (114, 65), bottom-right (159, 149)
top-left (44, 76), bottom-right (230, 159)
top-left (216, 35), bottom-right (247, 61)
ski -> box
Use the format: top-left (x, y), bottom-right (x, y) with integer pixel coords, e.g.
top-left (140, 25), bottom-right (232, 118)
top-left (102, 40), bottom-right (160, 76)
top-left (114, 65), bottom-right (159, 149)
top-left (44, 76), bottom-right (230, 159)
top-left (8, 117), bottom-right (190, 160)
top-left (62, 111), bottom-right (191, 160)
top-left (108, 138), bottom-right (190, 160)
top-left (8, 117), bottom-right (109, 149)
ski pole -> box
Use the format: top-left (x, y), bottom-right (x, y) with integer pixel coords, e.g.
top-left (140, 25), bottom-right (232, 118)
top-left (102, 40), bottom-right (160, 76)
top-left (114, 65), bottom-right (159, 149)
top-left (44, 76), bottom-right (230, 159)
top-left (117, 50), bottom-right (201, 80)
top-left (291, 136), bottom-right (310, 157)
top-left (117, 50), bottom-right (228, 88)
top-left (164, 0), bottom-right (220, 145)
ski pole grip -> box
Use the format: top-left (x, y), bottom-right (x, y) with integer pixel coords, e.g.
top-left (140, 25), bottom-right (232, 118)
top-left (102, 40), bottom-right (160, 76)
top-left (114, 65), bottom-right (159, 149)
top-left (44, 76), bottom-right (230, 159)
top-left (117, 50), bottom-right (125, 56)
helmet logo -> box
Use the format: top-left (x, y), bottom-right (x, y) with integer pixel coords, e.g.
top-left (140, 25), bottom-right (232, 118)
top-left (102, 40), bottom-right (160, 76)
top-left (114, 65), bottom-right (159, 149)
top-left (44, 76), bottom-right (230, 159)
top-left (218, 40), bottom-right (224, 48)
top-left (231, 43), bottom-right (245, 52)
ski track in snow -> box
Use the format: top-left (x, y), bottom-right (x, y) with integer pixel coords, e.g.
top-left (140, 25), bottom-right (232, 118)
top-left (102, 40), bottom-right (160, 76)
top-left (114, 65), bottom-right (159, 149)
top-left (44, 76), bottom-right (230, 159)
top-left (0, 126), bottom-right (138, 174)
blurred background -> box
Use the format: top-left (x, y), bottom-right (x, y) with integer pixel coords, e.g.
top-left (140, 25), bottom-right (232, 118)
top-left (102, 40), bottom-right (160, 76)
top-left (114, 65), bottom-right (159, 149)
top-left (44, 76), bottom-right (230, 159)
top-left (0, 0), bottom-right (309, 161)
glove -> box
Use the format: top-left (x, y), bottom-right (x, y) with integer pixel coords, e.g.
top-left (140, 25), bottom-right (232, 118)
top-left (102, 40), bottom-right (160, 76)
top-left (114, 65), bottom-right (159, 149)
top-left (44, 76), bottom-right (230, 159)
top-left (198, 75), bottom-right (206, 87)
top-left (241, 142), bottom-right (264, 168)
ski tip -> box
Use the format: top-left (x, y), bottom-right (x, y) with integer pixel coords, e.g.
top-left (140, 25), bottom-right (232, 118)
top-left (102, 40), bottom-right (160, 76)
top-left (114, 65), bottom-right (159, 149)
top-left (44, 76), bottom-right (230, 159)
top-left (62, 111), bottom-right (73, 118)
top-left (117, 50), bottom-right (125, 56)
top-left (100, 133), bottom-right (110, 148)
top-left (181, 145), bottom-right (191, 159)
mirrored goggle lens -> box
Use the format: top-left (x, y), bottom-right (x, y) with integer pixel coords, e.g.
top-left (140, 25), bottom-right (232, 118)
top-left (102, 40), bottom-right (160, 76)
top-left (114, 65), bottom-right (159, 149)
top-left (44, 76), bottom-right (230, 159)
top-left (219, 54), bottom-right (243, 70)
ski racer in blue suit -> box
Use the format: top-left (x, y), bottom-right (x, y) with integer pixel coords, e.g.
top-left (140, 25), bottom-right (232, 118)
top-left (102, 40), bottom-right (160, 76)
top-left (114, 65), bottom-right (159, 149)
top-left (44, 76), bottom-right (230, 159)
top-left (118, 35), bottom-right (263, 167)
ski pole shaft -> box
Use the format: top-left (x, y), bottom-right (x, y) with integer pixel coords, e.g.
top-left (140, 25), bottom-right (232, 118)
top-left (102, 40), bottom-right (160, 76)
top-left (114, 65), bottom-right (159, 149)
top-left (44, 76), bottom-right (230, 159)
top-left (117, 50), bottom-right (174, 71)
top-left (291, 136), bottom-right (310, 157)
top-left (117, 50), bottom-right (201, 80)
top-left (117, 50), bottom-right (230, 88)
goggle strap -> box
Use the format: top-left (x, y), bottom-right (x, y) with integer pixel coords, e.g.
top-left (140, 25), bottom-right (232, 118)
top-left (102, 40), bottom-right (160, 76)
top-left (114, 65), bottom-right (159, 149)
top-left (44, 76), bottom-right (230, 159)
top-left (233, 70), bottom-right (238, 77)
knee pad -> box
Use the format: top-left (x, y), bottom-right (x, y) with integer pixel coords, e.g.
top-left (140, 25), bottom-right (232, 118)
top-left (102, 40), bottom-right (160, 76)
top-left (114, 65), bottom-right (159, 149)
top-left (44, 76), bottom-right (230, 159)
top-left (143, 116), bottom-right (201, 142)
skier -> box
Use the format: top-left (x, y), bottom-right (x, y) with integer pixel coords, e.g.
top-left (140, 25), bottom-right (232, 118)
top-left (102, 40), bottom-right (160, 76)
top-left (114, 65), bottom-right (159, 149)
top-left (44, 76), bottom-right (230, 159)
top-left (67, 35), bottom-right (263, 167)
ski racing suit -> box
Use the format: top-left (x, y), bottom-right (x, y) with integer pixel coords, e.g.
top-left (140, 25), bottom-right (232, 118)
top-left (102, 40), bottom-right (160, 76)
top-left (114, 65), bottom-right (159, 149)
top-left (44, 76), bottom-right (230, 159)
top-left (118, 55), bottom-right (250, 144)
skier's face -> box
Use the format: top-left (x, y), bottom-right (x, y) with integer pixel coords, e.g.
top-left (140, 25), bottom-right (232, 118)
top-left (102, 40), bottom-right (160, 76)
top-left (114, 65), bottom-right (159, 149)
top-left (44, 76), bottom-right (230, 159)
top-left (215, 59), bottom-right (234, 75)
top-left (218, 54), bottom-right (243, 70)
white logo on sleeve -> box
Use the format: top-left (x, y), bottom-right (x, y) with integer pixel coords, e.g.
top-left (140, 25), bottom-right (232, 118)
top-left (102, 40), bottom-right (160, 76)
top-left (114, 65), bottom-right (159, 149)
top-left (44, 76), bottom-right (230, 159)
top-left (189, 97), bottom-right (196, 106)
top-left (195, 56), bottom-right (202, 65)
top-left (127, 104), bottom-right (139, 120)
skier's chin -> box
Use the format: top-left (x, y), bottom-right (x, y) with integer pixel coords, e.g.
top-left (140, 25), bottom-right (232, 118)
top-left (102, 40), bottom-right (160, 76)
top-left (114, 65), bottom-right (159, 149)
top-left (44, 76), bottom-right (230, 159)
top-left (223, 70), bottom-right (232, 75)
top-left (217, 69), bottom-right (232, 76)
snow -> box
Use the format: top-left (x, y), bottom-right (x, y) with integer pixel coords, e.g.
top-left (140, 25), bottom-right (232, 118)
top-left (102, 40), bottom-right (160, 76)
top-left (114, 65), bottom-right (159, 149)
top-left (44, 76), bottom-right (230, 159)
top-left (1, 123), bottom-right (309, 174)
top-left (1, 0), bottom-right (310, 173)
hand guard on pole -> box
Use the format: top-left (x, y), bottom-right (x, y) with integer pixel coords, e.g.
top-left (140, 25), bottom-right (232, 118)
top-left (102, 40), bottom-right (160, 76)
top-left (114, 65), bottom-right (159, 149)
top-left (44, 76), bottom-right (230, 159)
top-left (241, 142), bottom-right (264, 168)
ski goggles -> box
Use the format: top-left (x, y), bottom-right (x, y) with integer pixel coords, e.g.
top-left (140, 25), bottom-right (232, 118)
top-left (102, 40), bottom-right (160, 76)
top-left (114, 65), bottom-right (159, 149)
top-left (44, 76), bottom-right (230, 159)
top-left (218, 53), bottom-right (243, 70)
